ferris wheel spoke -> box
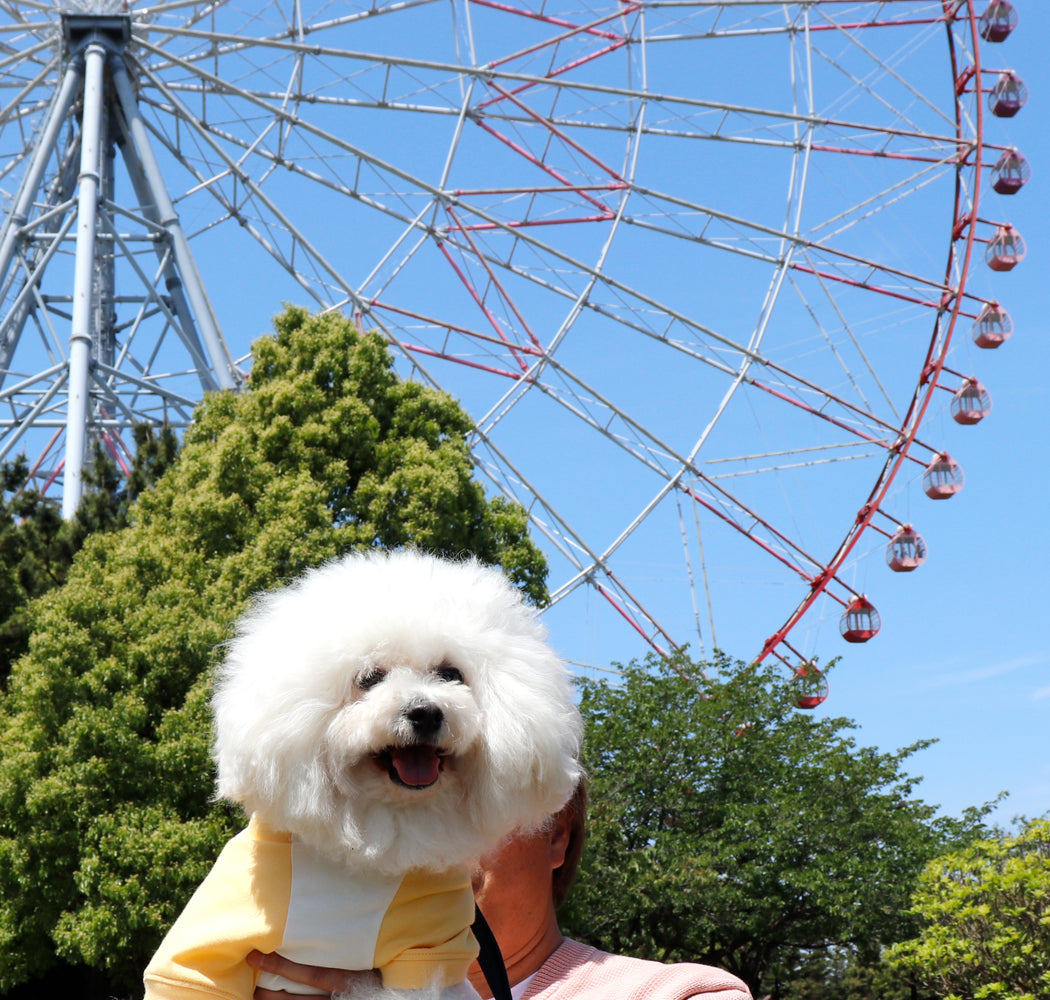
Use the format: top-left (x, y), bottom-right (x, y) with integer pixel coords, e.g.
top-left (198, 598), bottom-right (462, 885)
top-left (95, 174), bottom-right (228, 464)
top-left (449, 337), bottom-right (914, 603)
top-left (99, 89), bottom-right (935, 158)
top-left (424, 248), bottom-right (781, 431)
top-left (136, 9), bottom-right (975, 215)
top-left (136, 18), bottom-right (962, 141)
top-left (575, 465), bottom-right (830, 640)
top-left (426, 232), bottom-right (746, 380)
top-left (809, 157), bottom-right (951, 243)
top-left (136, 59), bottom-right (384, 313)
top-left (0, 1), bottom-right (47, 23)
top-left (367, 298), bottom-right (543, 372)
top-left (145, 76), bottom-right (655, 363)
top-left (135, 38), bottom-right (461, 207)
top-left (429, 201), bottom-right (932, 447)
top-left (627, 179), bottom-right (957, 300)
top-left (0, 85), bottom-right (53, 141)
top-left (409, 200), bottom-right (947, 462)
top-left (154, 3), bottom-right (636, 75)
top-left (705, 441), bottom-right (882, 478)
top-left (137, 0), bottom-right (229, 20)
top-left (482, 346), bottom-right (857, 592)
top-left (442, 209), bottom-right (546, 349)
top-left (138, 92), bottom-right (425, 234)
top-left (403, 167), bottom-right (956, 360)
top-left (0, 30), bottom-right (48, 70)
top-left (470, 96), bottom-right (626, 209)
top-left (149, 145), bottom-right (340, 308)
top-left (469, 427), bottom-right (681, 650)
top-left (811, 21), bottom-right (952, 133)
top-left (786, 271), bottom-right (899, 423)
top-left (470, 434), bottom-right (611, 584)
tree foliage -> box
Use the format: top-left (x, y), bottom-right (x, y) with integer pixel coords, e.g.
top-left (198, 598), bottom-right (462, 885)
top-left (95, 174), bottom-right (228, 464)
top-left (886, 817), bottom-right (1050, 1000)
top-left (775, 948), bottom-right (936, 1000)
top-left (0, 306), bottom-right (547, 994)
top-left (562, 653), bottom-right (993, 999)
top-left (0, 425), bottom-right (179, 680)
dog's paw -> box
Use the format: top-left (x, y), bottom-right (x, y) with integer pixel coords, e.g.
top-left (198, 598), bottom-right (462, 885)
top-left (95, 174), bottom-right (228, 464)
top-left (334, 979), bottom-right (481, 1000)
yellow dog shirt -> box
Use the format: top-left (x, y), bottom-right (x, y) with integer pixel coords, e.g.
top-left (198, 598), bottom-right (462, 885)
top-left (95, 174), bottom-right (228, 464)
top-left (144, 815), bottom-right (478, 1000)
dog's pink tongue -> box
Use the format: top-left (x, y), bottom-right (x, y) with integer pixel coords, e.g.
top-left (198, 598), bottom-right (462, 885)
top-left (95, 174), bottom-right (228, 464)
top-left (390, 746), bottom-right (441, 787)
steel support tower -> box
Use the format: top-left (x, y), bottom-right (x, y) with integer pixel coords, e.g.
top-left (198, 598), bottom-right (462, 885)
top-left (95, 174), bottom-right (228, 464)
top-left (0, 10), bottom-right (240, 517)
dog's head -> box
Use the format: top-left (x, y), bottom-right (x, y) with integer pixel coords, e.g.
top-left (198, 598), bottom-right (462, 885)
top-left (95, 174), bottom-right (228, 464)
top-left (212, 549), bottom-right (583, 873)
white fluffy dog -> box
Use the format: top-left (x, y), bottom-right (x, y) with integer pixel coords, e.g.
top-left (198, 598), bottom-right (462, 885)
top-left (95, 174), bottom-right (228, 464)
top-left (144, 549), bottom-right (582, 1000)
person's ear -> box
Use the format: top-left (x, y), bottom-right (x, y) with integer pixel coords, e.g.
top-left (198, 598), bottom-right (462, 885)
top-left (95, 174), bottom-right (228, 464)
top-left (548, 812), bottom-right (571, 870)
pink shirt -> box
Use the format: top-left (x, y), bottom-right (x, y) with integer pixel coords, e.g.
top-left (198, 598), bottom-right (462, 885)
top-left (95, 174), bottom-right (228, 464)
top-left (522, 939), bottom-right (752, 1000)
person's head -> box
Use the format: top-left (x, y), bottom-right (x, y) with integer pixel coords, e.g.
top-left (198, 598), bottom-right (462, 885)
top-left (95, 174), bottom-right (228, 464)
top-left (472, 779), bottom-right (587, 920)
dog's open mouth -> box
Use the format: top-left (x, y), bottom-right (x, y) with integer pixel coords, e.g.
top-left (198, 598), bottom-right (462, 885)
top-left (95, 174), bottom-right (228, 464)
top-left (376, 745), bottom-right (448, 789)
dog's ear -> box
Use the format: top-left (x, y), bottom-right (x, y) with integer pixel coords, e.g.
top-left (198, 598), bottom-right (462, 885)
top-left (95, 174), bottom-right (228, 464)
top-left (467, 640), bottom-right (583, 832)
top-left (209, 575), bottom-right (356, 821)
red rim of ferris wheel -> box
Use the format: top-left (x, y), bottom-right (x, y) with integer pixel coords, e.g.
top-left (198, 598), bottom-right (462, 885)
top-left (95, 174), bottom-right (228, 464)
top-left (752, 1), bottom-right (995, 664)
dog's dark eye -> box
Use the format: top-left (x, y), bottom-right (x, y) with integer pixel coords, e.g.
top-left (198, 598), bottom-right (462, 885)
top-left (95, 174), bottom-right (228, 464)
top-left (358, 668), bottom-right (386, 690)
top-left (434, 663), bottom-right (464, 684)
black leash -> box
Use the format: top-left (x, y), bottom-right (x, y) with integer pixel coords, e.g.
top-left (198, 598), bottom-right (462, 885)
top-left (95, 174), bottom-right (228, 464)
top-left (471, 905), bottom-right (512, 1000)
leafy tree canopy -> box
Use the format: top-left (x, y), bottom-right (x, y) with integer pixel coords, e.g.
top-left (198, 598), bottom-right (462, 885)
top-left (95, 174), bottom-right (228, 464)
top-left (0, 305), bottom-right (547, 994)
top-left (562, 653), bottom-right (996, 999)
top-left (0, 425), bottom-right (179, 679)
top-left (886, 816), bottom-right (1050, 1000)
top-left (774, 947), bottom-right (937, 1000)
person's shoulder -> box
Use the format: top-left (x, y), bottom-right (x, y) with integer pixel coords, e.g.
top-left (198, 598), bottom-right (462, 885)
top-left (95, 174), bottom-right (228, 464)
top-left (525, 939), bottom-right (752, 1000)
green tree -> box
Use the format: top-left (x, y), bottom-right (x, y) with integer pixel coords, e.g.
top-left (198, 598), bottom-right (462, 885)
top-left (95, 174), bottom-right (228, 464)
top-left (886, 817), bottom-right (1050, 1000)
top-left (562, 653), bottom-right (993, 1000)
top-left (0, 305), bottom-right (547, 996)
top-left (778, 947), bottom-right (936, 1000)
top-left (0, 425), bottom-right (179, 680)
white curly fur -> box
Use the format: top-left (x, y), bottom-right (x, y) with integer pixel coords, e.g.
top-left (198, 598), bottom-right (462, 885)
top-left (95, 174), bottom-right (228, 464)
top-left (212, 548), bottom-right (583, 875)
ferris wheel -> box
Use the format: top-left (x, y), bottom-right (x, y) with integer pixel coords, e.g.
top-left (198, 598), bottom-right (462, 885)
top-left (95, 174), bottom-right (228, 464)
top-left (0, 0), bottom-right (1028, 685)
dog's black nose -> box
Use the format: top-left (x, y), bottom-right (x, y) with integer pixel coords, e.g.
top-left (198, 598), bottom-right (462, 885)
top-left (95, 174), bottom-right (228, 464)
top-left (405, 703), bottom-right (444, 737)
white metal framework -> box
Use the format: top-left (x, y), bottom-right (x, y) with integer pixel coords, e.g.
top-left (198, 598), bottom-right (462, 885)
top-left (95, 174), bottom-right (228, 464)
top-left (0, 1), bottom-right (1024, 673)
top-left (0, 6), bottom-right (241, 516)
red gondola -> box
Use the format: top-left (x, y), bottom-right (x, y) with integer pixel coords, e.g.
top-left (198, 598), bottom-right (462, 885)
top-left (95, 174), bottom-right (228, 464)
top-left (991, 149), bottom-right (1030, 195)
top-left (980, 1), bottom-right (1019, 43)
top-left (840, 596), bottom-right (879, 643)
top-left (792, 663), bottom-right (828, 710)
top-left (985, 224), bottom-right (1026, 272)
top-left (886, 525), bottom-right (926, 573)
top-left (923, 453), bottom-right (964, 500)
top-left (971, 302), bottom-right (1012, 348)
top-left (988, 71), bottom-right (1027, 118)
top-left (951, 379), bottom-right (992, 425)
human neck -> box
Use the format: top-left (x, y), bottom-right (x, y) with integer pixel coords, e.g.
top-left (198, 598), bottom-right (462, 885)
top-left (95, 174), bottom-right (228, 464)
top-left (468, 918), bottom-right (563, 998)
